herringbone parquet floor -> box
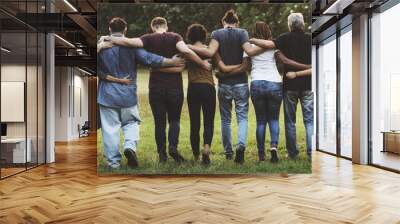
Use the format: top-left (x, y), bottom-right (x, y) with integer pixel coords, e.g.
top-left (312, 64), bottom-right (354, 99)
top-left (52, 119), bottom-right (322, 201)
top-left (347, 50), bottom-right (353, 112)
top-left (1, 135), bottom-right (400, 224)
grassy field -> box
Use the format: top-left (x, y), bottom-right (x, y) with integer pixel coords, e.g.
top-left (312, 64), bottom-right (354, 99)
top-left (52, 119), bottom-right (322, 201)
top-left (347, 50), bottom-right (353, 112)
top-left (97, 69), bottom-right (311, 174)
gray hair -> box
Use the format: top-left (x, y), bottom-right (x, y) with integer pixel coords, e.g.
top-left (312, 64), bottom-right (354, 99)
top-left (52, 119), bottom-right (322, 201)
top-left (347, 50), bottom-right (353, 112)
top-left (288, 13), bottom-right (305, 31)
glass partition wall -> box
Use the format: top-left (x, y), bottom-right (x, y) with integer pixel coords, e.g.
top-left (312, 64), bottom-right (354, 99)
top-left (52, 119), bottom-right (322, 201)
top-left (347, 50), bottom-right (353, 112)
top-left (315, 0), bottom-right (400, 172)
top-left (339, 27), bottom-right (352, 159)
top-left (316, 25), bottom-right (353, 159)
top-left (370, 2), bottom-right (400, 171)
top-left (0, 2), bottom-right (46, 179)
top-left (317, 35), bottom-right (337, 155)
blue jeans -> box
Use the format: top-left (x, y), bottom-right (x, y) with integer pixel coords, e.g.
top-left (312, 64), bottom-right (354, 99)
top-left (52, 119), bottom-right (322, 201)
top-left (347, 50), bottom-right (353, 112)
top-left (218, 83), bottom-right (249, 154)
top-left (100, 104), bottom-right (141, 167)
top-left (250, 81), bottom-right (282, 152)
top-left (283, 90), bottom-right (314, 157)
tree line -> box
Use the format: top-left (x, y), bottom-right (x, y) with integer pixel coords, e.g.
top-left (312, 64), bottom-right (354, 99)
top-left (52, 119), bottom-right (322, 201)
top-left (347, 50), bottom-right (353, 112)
top-left (97, 3), bottom-right (311, 40)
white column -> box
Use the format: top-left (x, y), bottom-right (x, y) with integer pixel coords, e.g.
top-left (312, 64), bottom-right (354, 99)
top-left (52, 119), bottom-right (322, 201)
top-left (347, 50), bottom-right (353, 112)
top-left (352, 14), bottom-right (369, 164)
top-left (312, 45), bottom-right (317, 151)
top-left (46, 1), bottom-right (55, 163)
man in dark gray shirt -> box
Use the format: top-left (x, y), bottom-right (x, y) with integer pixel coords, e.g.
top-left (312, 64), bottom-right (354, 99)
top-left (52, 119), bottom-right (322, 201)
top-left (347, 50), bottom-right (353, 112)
top-left (211, 25), bottom-right (249, 85)
top-left (189, 9), bottom-right (264, 164)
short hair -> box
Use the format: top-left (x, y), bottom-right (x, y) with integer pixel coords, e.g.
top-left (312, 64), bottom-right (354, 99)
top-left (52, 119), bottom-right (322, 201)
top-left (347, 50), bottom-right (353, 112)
top-left (186, 24), bottom-right (207, 44)
top-left (109, 17), bottom-right (127, 33)
top-left (151, 17), bottom-right (167, 29)
top-left (288, 13), bottom-right (305, 32)
top-left (222, 9), bottom-right (239, 25)
top-left (254, 21), bottom-right (272, 40)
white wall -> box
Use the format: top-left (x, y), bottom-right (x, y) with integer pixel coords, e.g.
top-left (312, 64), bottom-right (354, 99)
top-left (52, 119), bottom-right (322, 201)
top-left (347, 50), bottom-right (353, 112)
top-left (71, 71), bottom-right (89, 139)
top-left (55, 66), bottom-right (69, 141)
top-left (54, 67), bottom-right (89, 141)
top-left (1, 65), bottom-right (42, 137)
top-left (1, 63), bottom-right (46, 164)
top-left (1, 65), bottom-right (27, 138)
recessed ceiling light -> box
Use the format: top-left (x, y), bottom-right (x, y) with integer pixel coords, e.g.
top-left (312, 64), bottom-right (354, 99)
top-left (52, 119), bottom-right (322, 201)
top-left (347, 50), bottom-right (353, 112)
top-left (78, 67), bottom-right (92, 76)
top-left (54, 34), bottom-right (75, 48)
top-left (1, 47), bottom-right (11, 53)
top-left (63, 0), bottom-right (78, 12)
top-left (323, 0), bottom-right (355, 15)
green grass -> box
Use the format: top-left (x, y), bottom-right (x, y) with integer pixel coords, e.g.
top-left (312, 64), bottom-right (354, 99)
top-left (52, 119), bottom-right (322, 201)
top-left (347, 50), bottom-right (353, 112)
top-left (97, 69), bottom-right (311, 175)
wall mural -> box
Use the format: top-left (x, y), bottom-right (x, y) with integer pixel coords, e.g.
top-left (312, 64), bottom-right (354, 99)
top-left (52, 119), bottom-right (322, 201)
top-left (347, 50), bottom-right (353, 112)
top-left (97, 3), bottom-right (313, 175)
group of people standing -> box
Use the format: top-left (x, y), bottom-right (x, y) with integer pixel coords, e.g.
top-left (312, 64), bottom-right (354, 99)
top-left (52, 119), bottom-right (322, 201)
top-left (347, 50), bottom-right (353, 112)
top-left (97, 9), bottom-right (313, 169)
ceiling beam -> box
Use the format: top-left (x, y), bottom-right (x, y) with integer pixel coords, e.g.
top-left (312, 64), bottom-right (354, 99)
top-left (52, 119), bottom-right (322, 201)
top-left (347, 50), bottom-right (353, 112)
top-left (66, 13), bottom-right (97, 46)
top-left (55, 55), bottom-right (96, 72)
top-left (52, 0), bottom-right (97, 47)
top-left (323, 0), bottom-right (356, 15)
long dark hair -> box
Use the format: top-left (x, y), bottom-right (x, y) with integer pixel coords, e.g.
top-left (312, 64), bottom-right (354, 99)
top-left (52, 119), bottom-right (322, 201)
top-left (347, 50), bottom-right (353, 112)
top-left (254, 21), bottom-right (272, 40)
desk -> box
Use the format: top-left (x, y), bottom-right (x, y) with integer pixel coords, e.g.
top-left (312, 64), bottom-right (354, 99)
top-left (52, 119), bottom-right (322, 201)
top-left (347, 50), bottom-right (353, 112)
top-left (1, 138), bottom-right (31, 163)
top-left (382, 131), bottom-right (400, 155)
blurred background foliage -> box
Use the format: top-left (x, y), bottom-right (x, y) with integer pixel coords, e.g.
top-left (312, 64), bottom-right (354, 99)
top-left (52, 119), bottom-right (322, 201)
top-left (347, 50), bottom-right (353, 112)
top-left (97, 3), bottom-right (311, 40)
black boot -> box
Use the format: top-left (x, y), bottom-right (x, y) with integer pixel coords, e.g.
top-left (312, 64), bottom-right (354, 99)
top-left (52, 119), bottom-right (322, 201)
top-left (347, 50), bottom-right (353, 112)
top-left (124, 149), bottom-right (138, 168)
top-left (270, 149), bottom-right (279, 163)
top-left (258, 150), bottom-right (265, 162)
top-left (201, 153), bottom-right (210, 166)
top-left (234, 145), bottom-right (245, 164)
top-left (158, 148), bottom-right (167, 164)
top-left (225, 152), bottom-right (233, 160)
top-left (192, 148), bottom-right (200, 161)
top-left (169, 146), bottom-right (185, 163)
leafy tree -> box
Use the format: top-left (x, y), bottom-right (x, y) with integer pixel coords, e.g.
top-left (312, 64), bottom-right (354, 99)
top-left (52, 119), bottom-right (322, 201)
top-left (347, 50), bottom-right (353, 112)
top-left (98, 3), bottom-right (311, 40)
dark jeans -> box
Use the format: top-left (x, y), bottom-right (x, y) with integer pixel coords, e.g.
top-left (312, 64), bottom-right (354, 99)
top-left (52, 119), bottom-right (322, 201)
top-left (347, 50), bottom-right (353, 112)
top-left (250, 80), bottom-right (283, 152)
top-left (149, 88), bottom-right (184, 153)
top-left (284, 90), bottom-right (314, 157)
top-left (187, 83), bottom-right (216, 155)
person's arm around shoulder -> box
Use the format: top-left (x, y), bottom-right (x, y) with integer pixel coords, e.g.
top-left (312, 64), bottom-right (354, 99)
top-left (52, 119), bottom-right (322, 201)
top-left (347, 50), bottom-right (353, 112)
top-left (97, 39), bottom-right (114, 53)
top-left (109, 36), bottom-right (144, 48)
top-left (97, 47), bottom-right (133, 85)
top-left (249, 38), bottom-right (275, 49)
top-left (228, 57), bottom-right (251, 75)
top-left (104, 75), bottom-right (133, 85)
top-left (214, 54), bottom-right (250, 79)
top-left (97, 35), bottom-right (144, 52)
top-left (176, 40), bottom-right (211, 71)
top-left (188, 39), bottom-right (219, 58)
top-left (286, 68), bottom-right (312, 79)
top-left (242, 42), bottom-right (266, 57)
top-left (154, 54), bottom-right (186, 73)
top-left (135, 48), bottom-right (185, 68)
top-left (155, 66), bottom-right (186, 73)
top-left (275, 50), bottom-right (311, 70)
top-left (213, 52), bottom-right (241, 73)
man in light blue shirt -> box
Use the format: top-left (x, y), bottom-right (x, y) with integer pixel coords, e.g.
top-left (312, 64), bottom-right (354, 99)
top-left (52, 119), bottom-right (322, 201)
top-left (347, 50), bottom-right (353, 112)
top-left (98, 17), bottom-right (184, 169)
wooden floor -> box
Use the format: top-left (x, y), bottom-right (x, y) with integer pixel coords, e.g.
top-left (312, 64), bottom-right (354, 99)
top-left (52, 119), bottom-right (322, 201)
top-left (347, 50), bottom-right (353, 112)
top-left (0, 136), bottom-right (400, 224)
top-left (372, 151), bottom-right (400, 171)
top-left (1, 167), bottom-right (26, 178)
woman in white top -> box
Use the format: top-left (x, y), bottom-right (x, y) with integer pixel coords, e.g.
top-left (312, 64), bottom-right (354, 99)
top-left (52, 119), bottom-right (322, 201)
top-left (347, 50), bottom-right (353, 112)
top-left (242, 22), bottom-right (282, 162)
